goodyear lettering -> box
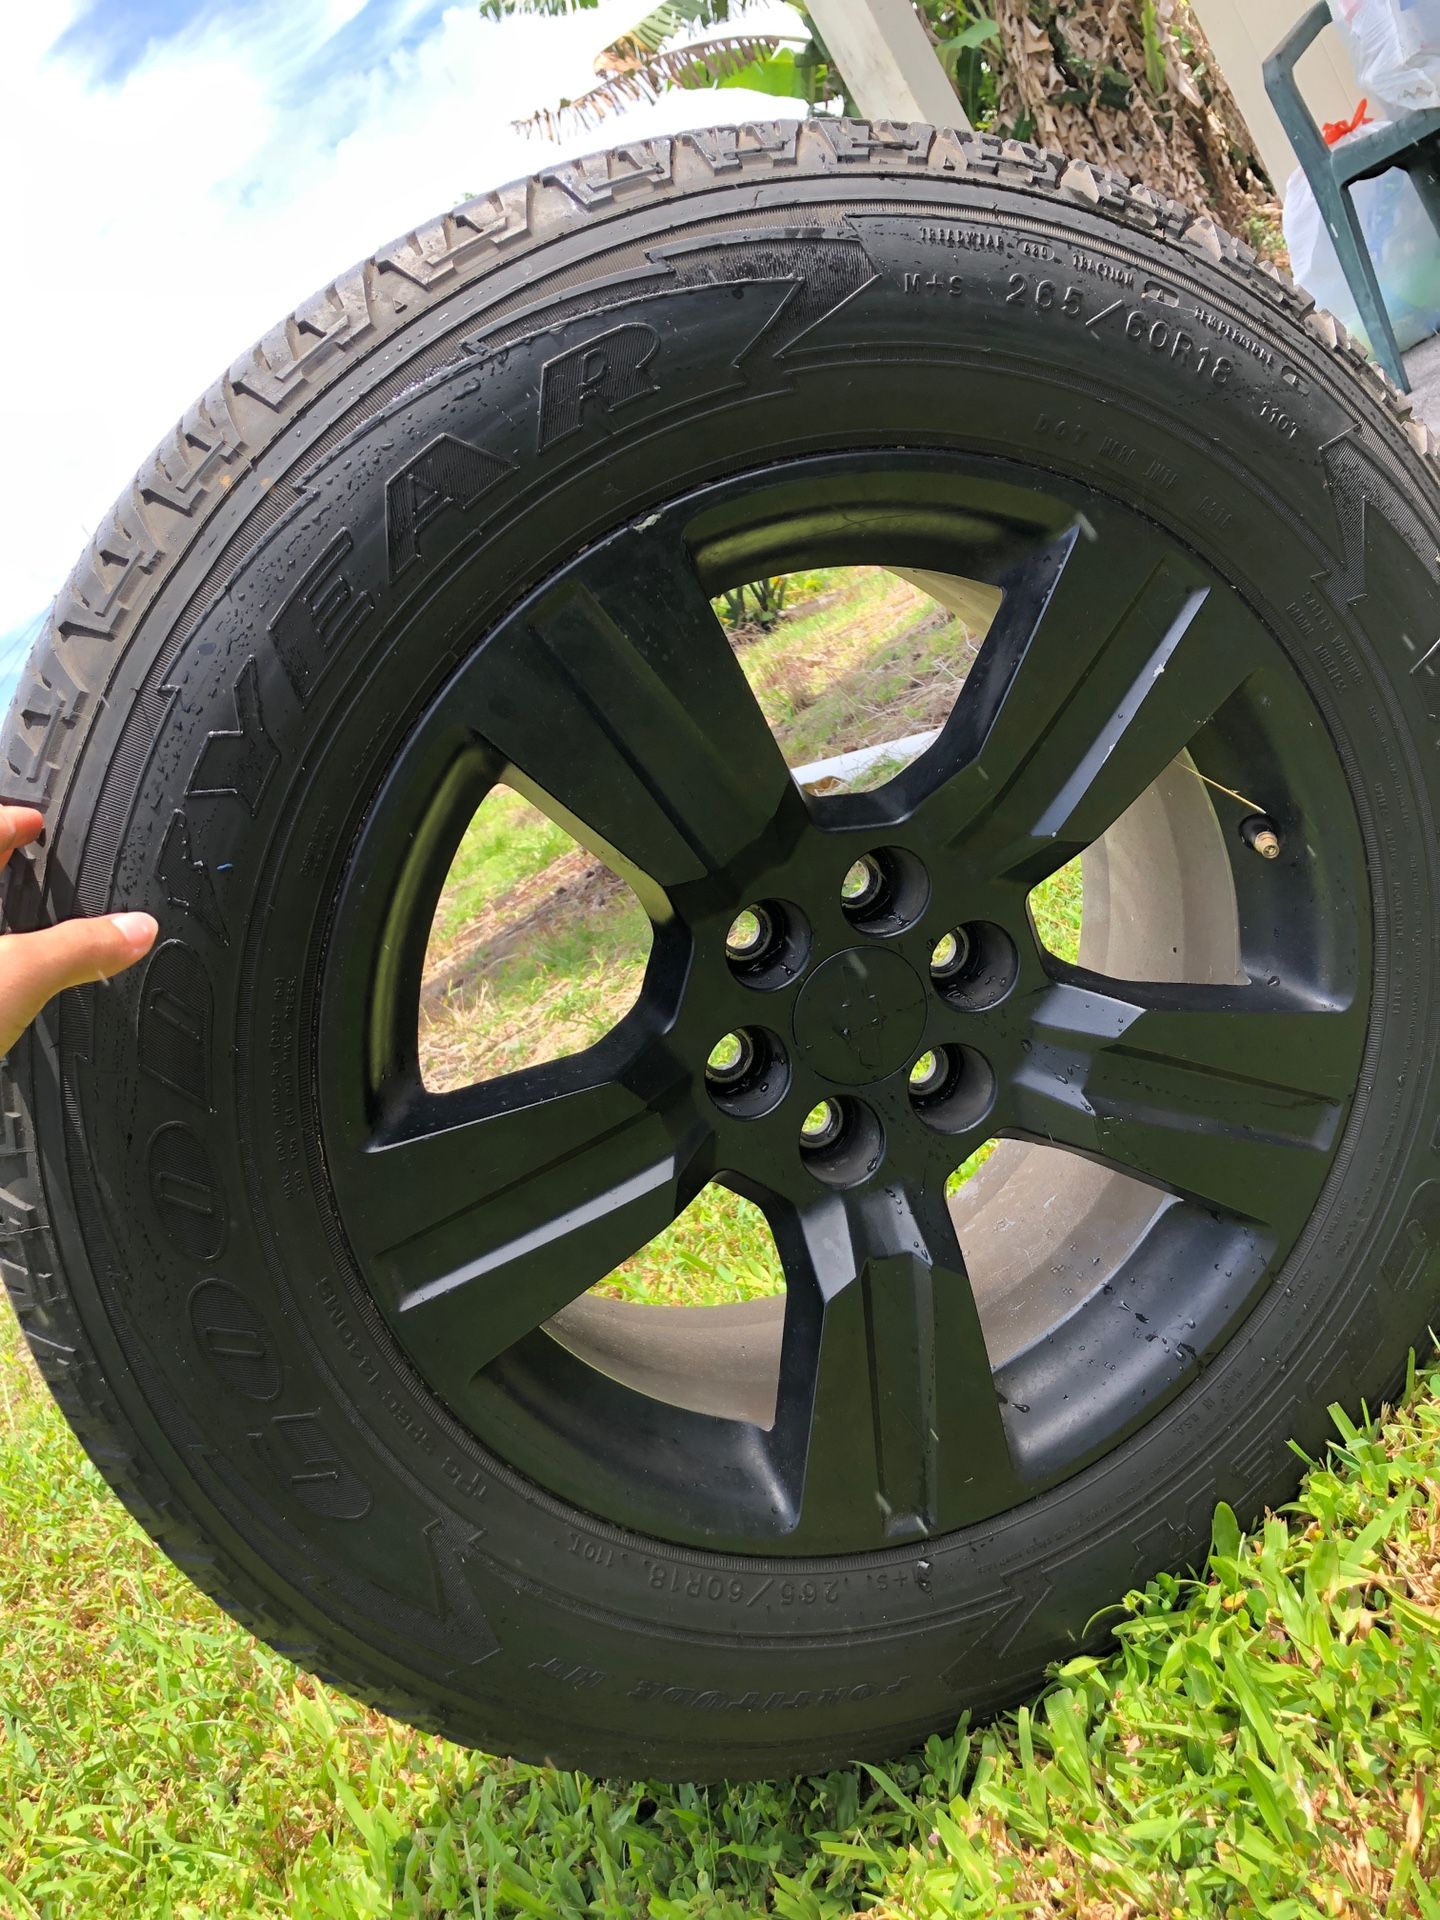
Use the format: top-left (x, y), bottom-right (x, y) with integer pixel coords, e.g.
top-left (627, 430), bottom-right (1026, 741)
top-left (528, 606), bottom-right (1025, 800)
top-left (268, 528), bottom-right (374, 705)
top-left (386, 433), bottom-right (515, 580)
top-left (536, 323), bottom-right (661, 450)
top-left (157, 810), bottom-right (228, 945)
top-left (189, 1280), bottom-right (282, 1402)
top-left (138, 939), bottom-right (212, 1107)
top-left (147, 1121), bottom-right (227, 1261)
top-left (188, 657), bottom-right (278, 816)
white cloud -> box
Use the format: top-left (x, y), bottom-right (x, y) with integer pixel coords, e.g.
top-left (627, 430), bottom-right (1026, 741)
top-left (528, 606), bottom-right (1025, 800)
top-left (0, 0), bottom-right (807, 665)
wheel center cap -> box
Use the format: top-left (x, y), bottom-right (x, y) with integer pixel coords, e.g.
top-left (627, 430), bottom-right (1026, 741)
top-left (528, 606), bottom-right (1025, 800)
top-left (792, 947), bottom-right (928, 1085)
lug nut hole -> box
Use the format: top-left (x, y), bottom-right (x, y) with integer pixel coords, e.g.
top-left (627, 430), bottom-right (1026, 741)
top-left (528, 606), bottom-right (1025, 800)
top-left (799, 1095), bottom-right (884, 1187)
top-left (800, 1098), bottom-right (846, 1149)
top-left (705, 1026), bottom-right (788, 1118)
top-left (907, 1044), bottom-right (996, 1135)
top-left (839, 847), bottom-right (928, 936)
top-left (908, 1048), bottom-right (949, 1097)
top-left (724, 898), bottom-right (810, 989)
top-left (930, 921), bottom-right (1017, 1009)
top-left (841, 857), bottom-right (885, 910)
top-left (707, 1030), bottom-right (755, 1085)
top-left (930, 927), bottom-right (973, 981)
top-left (726, 907), bottom-right (772, 960)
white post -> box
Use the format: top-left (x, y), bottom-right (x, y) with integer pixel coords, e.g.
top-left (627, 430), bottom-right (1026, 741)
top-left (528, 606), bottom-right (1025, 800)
top-left (804, 0), bottom-right (969, 130)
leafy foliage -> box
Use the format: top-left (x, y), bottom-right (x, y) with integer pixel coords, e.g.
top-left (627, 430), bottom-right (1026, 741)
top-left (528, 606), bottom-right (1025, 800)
top-left (496, 0), bottom-right (1003, 135)
top-left (716, 574), bottom-right (792, 631)
top-left (488, 0), bottom-right (1276, 229)
top-left (990, 0), bottom-right (1275, 224)
top-left (527, 33), bottom-right (808, 133)
top-left (922, 1), bottom-right (1001, 126)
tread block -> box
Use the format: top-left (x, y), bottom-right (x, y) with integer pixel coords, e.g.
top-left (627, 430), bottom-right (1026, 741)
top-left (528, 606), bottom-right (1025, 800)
top-left (233, 266), bottom-right (374, 409)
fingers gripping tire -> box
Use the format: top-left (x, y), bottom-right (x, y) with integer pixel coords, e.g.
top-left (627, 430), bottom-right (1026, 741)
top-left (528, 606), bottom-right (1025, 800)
top-left (5, 122), bottom-right (1439, 1781)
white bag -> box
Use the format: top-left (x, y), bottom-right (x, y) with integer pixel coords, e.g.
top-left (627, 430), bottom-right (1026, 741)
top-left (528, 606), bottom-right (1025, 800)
top-left (1330, 0), bottom-right (1440, 115)
top-left (1283, 134), bottom-right (1440, 353)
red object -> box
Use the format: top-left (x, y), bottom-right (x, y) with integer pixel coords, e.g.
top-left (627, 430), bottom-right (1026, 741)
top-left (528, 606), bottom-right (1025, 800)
top-left (1323, 98), bottom-right (1372, 144)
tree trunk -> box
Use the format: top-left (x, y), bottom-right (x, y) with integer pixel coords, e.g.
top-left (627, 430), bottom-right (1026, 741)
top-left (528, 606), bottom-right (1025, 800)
top-left (991, 0), bottom-right (1275, 232)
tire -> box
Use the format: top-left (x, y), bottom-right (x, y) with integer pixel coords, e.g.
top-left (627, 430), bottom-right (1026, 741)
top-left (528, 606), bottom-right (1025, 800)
top-left (5, 120), bottom-right (1439, 1783)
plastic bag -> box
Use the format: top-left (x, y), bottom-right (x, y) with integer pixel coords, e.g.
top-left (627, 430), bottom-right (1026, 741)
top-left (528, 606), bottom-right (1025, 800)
top-left (1283, 130), bottom-right (1440, 353)
top-left (1330, 0), bottom-right (1440, 115)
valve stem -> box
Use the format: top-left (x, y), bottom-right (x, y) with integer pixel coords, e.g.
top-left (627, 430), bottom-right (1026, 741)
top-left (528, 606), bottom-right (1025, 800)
top-left (1241, 814), bottom-right (1282, 860)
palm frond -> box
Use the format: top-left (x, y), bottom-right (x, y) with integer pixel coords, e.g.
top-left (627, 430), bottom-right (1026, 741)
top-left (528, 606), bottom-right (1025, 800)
top-left (515, 31), bottom-right (803, 136)
top-left (477, 0), bottom-right (602, 16)
top-left (604, 0), bottom-right (732, 60)
top-left (477, 0), bottom-right (730, 37)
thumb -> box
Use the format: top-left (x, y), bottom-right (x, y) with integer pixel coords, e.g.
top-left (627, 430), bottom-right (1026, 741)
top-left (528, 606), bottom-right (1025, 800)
top-left (0, 912), bottom-right (158, 1055)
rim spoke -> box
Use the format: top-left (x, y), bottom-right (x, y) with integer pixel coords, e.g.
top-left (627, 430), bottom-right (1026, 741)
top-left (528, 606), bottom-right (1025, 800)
top-left (449, 517), bottom-right (794, 889)
top-left (335, 1070), bottom-right (702, 1403)
top-left (768, 1183), bottom-right (1021, 1542)
top-left (1009, 979), bottom-right (1359, 1236)
top-left (911, 523), bottom-right (1253, 885)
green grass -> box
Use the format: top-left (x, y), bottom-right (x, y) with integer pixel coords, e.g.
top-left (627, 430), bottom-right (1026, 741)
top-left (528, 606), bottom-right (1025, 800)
top-left (1030, 855), bottom-right (1083, 968)
top-left (604, 1186), bottom-right (783, 1305)
top-left (3, 1308), bottom-right (1438, 1916)
top-left (733, 569), bottom-right (972, 768)
top-left (421, 895), bottom-right (651, 1093)
top-left (429, 791), bottom-right (579, 950)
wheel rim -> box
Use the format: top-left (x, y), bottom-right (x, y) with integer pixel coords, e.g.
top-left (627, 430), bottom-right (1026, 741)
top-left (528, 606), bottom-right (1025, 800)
top-left (317, 450), bottom-right (1370, 1556)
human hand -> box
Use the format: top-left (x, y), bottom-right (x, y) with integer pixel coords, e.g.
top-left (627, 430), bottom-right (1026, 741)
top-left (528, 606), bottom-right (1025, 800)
top-left (0, 806), bottom-right (158, 1055)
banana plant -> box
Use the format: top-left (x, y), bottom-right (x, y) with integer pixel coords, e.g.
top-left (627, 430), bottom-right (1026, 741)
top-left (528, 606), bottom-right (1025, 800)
top-left (481, 0), bottom-right (997, 135)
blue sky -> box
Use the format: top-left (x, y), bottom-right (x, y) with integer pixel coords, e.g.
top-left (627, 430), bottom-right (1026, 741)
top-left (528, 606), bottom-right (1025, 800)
top-left (0, 0), bottom-right (803, 709)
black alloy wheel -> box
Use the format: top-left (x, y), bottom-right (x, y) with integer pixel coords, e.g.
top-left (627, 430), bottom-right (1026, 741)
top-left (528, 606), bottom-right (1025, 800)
top-left (319, 456), bottom-right (1366, 1557)
top-left (4, 122), bottom-right (1437, 1782)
